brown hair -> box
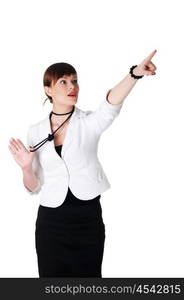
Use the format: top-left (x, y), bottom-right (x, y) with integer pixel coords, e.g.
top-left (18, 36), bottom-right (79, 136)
top-left (43, 62), bottom-right (77, 104)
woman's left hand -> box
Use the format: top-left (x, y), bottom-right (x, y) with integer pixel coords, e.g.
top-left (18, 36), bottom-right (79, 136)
top-left (133, 49), bottom-right (157, 77)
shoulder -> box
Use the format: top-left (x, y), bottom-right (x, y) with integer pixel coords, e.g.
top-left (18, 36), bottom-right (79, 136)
top-left (27, 105), bottom-right (94, 133)
top-left (30, 115), bottom-right (48, 128)
top-left (27, 115), bottom-right (49, 138)
top-left (75, 106), bottom-right (93, 118)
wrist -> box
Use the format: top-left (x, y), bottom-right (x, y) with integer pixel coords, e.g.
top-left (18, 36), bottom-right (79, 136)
top-left (22, 165), bottom-right (33, 173)
top-left (129, 65), bottom-right (144, 79)
top-left (133, 65), bottom-right (142, 76)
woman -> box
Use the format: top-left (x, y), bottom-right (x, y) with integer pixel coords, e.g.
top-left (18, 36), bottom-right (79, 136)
top-left (8, 50), bottom-right (157, 277)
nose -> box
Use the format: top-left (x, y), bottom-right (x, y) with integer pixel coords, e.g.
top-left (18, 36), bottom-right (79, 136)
top-left (68, 83), bottom-right (78, 93)
top-left (68, 83), bottom-right (75, 90)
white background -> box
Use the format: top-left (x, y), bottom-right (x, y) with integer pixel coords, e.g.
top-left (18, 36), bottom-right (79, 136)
top-left (0, 0), bottom-right (184, 277)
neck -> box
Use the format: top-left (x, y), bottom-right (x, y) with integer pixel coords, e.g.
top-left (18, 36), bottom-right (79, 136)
top-left (51, 103), bottom-right (75, 125)
top-left (52, 103), bottom-right (74, 114)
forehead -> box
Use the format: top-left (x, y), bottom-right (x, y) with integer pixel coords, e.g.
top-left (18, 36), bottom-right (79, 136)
top-left (60, 74), bottom-right (77, 79)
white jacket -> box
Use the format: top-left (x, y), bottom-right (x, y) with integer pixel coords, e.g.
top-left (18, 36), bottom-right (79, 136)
top-left (26, 92), bottom-right (123, 207)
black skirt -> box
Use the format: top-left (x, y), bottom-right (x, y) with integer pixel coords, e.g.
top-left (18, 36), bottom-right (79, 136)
top-left (35, 145), bottom-right (106, 278)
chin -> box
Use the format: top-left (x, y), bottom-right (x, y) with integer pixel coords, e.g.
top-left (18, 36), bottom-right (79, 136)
top-left (72, 97), bottom-right (78, 103)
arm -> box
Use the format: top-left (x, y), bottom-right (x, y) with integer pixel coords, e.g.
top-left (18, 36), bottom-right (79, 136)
top-left (85, 50), bottom-right (157, 135)
top-left (9, 126), bottom-right (43, 195)
top-left (106, 73), bottom-right (138, 105)
top-left (22, 165), bottom-right (40, 193)
top-left (85, 93), bottom-right (123, 135)
top-left (24, 125), bottom-right (44, 195)
top-left (107, 49), bottom-right (157, 105)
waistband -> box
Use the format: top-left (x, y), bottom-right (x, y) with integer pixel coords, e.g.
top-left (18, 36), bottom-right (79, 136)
top-left (62, 187), bottom-right (101, 206)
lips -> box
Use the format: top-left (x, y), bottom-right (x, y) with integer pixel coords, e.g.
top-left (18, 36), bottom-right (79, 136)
top-left (68, 92), bottom-right (76, 96)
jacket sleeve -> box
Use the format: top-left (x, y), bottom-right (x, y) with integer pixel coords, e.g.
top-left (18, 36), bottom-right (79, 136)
top-left (25, 125), bottom-right (44, 195)
top-left (86, 89), bottom-right (123, 135)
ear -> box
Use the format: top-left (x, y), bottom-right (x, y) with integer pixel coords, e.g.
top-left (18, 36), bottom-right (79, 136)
top-left (44, 86), bottom-right (52, 97)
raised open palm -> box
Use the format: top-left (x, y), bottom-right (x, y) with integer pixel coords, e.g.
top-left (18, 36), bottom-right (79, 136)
top-left (8, 138), bottom-right (35, 170)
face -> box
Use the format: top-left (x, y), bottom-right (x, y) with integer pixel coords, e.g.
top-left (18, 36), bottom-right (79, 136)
top-left (45, 74), bottom-right (79, 105)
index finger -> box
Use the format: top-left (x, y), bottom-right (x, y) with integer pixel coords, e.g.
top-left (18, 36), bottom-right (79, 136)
top-left (144, 49), bottom-right (157, 63)
top-left (16, 138), bottom-right (26, 149)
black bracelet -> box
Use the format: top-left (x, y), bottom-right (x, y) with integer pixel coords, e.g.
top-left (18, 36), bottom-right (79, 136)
top-left (129, 65), bottom-right (144, 79)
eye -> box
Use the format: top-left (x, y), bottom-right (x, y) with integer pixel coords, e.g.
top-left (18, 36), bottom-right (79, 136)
top-left (59, 79), bottom-right (78, 84)
top-left (60, 80), bottom-right (66, 84)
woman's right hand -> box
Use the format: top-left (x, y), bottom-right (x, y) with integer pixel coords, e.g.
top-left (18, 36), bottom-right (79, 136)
top-left (8, 138), bottom-right (35, 170)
